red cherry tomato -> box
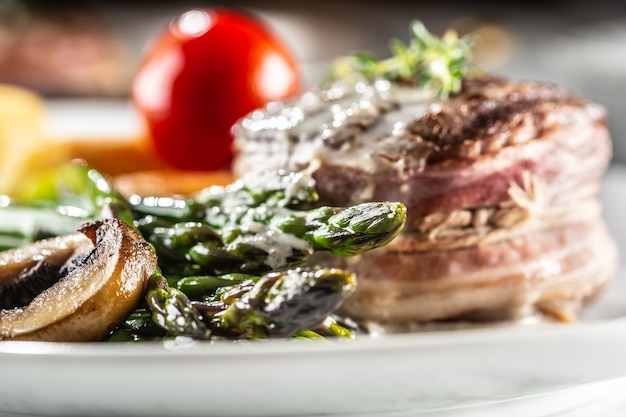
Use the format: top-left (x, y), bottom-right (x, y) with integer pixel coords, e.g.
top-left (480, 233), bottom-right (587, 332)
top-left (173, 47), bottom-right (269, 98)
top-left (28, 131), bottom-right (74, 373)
top-left (132, 8), bottom-right (301, 171)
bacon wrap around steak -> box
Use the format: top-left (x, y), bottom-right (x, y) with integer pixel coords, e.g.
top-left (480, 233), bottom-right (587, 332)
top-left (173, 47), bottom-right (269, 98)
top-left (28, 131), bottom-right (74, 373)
top-left (232, 75), bottom-right (618, 324)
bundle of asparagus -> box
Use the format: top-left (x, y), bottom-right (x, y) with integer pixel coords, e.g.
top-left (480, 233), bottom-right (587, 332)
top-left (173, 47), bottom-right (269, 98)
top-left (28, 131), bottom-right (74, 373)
top-left (0, 164), bottom-right (406, 342)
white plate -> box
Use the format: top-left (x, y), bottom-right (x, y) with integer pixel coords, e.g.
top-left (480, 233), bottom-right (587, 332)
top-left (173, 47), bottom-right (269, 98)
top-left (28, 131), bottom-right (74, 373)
top-left (1, 165), bottom-right (626, 417)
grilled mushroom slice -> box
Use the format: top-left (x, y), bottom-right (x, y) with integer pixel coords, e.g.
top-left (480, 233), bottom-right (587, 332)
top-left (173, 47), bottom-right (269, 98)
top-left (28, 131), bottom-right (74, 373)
top-left (0, 218), bottom-right (157, 342)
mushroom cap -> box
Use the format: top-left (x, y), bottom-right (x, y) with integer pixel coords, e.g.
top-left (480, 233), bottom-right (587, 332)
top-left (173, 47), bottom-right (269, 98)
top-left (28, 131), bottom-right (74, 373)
top-left (0, 219), bottom-right (158, 342)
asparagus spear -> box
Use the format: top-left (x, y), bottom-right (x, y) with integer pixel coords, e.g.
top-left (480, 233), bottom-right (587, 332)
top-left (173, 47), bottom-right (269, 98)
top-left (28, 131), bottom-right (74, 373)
top-left (116, 268), bottom-right (356, 342)
top-left (194, 169), bottom-right (319, 209)
top-left (293, 317), bottom-right (356, 340)
top-left (129, 169), bottom-right (319, 228)
top-left (107, 309), bottom-right (167, 341)
top-left (214, 267), bottom-right (356, 339)
top-left (144, 271), bottom-right (211, 340)
top-left (143, 201), bottom-right (406, 277)
top-left (0, 200), bottom-right (87, 250)
top-left (173, 273), bottom-right (256, 301)
top-left (18, 163), bottom-right (135, 226)
top-left (274, 201), bottom-right (407, 256)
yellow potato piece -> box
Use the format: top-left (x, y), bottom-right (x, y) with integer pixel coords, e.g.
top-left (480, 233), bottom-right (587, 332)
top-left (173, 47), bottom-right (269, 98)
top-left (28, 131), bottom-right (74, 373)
top-left (0, 84), bottom-right (70, 195)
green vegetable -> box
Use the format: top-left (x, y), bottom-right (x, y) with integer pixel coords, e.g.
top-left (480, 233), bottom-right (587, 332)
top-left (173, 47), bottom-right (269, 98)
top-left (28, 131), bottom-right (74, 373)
top-left (145, 271), bottom-right (211, 340)
top-left (107, 309), bottom-right (167, 341)
top-left (143, 200), bottom-right (405, 277)
top-left (173, 274), bottom-right (255, 301)
top-left (17, 163), bottom-right (135, 226)
top-left (1, 163), bottom-right (406, 342)
top-left (294, 317), bottom-right (356, 340)
top-left (130, 169), bottom-right (319, 229)
top-left (121, 268), bottom-right (356, 342)
top-left (215, 267), bottom-right (356, 339)
top-left (325, 20), bottom-right (475, 98)
top-left (275, 202), bottom-right (407, 256)
top-left (0, 200), bottom-right (86, 250)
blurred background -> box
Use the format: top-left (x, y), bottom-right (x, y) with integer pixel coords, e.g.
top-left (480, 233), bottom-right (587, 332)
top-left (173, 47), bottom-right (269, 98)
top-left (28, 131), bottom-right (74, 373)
top-left (1, 0), bottom-right (625, 161)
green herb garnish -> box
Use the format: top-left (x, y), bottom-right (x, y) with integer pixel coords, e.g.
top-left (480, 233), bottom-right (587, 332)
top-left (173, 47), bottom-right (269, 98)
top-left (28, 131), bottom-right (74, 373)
top-left (325, 20), bottom-right (475, 98)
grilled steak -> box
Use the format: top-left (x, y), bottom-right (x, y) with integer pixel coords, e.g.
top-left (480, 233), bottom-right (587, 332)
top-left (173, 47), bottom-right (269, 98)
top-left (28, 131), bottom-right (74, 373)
top-left (232, 75), bottom-right (618, 324)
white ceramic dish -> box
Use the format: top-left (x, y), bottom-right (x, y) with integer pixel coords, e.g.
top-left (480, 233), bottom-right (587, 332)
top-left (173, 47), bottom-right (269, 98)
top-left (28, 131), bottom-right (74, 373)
top-left (1, 166), bottom-right (625, 417)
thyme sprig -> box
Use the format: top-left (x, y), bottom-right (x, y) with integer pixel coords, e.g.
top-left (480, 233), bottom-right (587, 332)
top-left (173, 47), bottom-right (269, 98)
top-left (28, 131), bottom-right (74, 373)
top-left (325, 21), bottom-right (475, 98)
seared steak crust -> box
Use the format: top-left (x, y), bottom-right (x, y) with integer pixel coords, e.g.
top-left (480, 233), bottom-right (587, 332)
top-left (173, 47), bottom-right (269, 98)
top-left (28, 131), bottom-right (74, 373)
top-left (408, 77), bottom-right (587, 161)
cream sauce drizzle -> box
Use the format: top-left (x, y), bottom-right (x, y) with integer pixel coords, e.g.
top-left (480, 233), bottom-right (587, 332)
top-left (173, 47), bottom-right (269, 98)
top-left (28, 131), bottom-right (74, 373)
top-left (226, 221), bottom-right (312, 271)
top-left (234, 81), bottom-right (439, 174)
